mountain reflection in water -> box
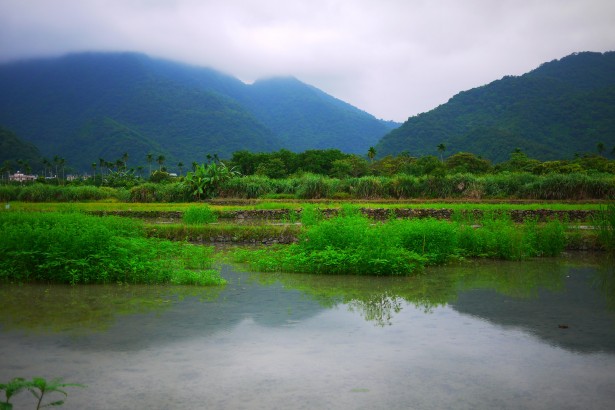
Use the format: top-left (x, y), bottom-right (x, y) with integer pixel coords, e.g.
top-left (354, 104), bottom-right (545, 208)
top-left (1, 253), bottom-right (614, 410)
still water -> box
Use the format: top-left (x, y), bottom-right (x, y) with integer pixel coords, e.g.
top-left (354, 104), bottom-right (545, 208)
top-left (1, 254), bottom-right (614, 409)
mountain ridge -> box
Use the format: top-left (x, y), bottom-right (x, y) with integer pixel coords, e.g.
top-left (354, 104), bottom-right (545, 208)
top-left (376, 51), bottom-right (615, 162)
top-left (0, 52), bottom-right (396, 171)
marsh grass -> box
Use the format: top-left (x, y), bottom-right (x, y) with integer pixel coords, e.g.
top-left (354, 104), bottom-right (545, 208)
top-left (595, 203), bottom-right (615, 252)
top-left (183, 205), bottom-right (218, 224)
top-left (230, 211), bottom-right (567, 275)
top-left (0, 212), bottom-right (224, 285)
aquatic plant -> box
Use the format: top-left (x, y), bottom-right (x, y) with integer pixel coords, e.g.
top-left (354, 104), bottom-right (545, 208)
top-left (0, 377), bottom-right (84, 409)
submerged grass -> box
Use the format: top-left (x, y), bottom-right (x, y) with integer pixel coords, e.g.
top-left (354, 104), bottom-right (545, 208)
top-left (230, 211), bottom-right (568, 276)
top-left (0, 212), bottom-right (224, 286)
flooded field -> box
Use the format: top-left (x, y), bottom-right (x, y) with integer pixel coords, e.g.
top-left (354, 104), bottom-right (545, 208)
top-left (1, 253), bottom-right (614, 409)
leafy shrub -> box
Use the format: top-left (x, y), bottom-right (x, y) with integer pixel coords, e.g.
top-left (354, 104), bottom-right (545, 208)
top-left (183, 205), bottom-right (218, 224)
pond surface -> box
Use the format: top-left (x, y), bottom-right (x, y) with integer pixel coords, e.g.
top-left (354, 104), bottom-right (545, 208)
top-left (1, 254), bottom-right (614, 409)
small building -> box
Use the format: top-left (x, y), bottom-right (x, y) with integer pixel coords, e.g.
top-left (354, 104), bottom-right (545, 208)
top-left (9, 171), bottom-right (37, 182)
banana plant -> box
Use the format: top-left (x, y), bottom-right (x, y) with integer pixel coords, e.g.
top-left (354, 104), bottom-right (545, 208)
top-left (184, 161), bottom-right (240, 200)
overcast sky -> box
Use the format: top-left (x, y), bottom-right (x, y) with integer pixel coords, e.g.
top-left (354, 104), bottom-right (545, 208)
top-left (1, 0), bottom-right (614, 122)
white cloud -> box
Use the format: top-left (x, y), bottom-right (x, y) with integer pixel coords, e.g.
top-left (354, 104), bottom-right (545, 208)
top-left (1, 0), bottom-right (614, 121)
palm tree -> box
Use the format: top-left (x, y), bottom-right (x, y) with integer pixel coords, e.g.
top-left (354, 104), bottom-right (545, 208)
top-left (99, 158), bottom-right (106, 177)
top-left (157, 155), bottom-right (165, 171)
top-left (437, 143), bottom-right (446, 162)
top-left (59, 157), bottom-right (65, 182)
top-left (146, 153), bottom-right (153, 176)
top-left (52, 155), bottom-right (61, 179)
top-left (597, 142), bottom-right (605, 156)
top-left (42, 158), bottom-right (50, 178)
top-left (91, 162), bottom-right (97, 181)
top-left (177, 162), bottom-right (184, 176)
top-left (367, 146), bottom-right (376, 163)
top-left (122, 152), bottom-right (129, 170)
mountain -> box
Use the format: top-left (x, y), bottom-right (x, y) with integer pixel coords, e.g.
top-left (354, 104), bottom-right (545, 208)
top-left (239, 76), bottom-right (398, 152)
top-left (376, 51), bottom-right (615, 162)
top-left (0, 52), bottom-right (396, 171)
top-left (0, 126), bottom-right (42, 171)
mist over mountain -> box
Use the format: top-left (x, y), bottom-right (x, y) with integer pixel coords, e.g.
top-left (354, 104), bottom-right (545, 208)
top-left (376, 51), bottom-right (615, 162)
top-left (0, 52), bottom-right (396, 171)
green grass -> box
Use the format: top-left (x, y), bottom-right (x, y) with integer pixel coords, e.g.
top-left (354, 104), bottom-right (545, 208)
top-left (595, 203), bottom-right (615, 252)
top-left (229, 212), bottom-right (568, 276)
top-left (3, 200), bottom-right (605, 214)
top-left (0, 211), bottom-right (225, 286)
top-left (183, 205), bottom-right (218, 224)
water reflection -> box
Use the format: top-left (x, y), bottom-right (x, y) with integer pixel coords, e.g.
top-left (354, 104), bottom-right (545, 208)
top-left (0, 284), bottom-right (224, 334)
top-left (0, 254), bottom-right (613, 353)
top-left (1, 254), bottom-right (614, 409)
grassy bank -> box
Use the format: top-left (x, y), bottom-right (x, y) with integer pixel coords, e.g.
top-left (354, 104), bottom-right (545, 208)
top-left (0, 212), bottom-right (224, 285)
top-left (228, 207), bottom-right (569, 276)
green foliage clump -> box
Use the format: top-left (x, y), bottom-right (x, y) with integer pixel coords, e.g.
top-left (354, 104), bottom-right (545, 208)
top-left (183, 205), bottom-right (218, 224)
top-left (596, 203), bottom-right (615, 252)
top-left (0, 212), bottom-right (224, 286)
top-left (129, 182), bottom-right (190, 202)
top-left (296, 173), bottom-right (338, 199)
top-left (456, 213), bottom-right (566, 259)
top-left (12, 184), bottom-right (119, 202)
top-left (234, 214), bottom-right (426, 276)
top-left (231, 211), bottom-right (568, 276)
top-left (183, 161), bottom-right (240, 200)
top-left (1, 376), bottom-right (84, 410)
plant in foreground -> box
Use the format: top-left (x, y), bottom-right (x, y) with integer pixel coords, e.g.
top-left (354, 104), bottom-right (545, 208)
top-left (0, 377), bottom-right (84, 409)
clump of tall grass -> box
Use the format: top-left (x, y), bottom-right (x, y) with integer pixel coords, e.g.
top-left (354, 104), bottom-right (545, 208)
top-left (233, 213), bottom-right (426, 275)
top-left (0, 185), bottom-right (21, 201)
top-left (296, 174), bottom-right (338, 199)
top-left (349, 176), bottom-right (387, 199)
top-left (386, 174), bottom-right (421, 198)
top-left (595, 203), bottom-right (615, 252)
top-left (129, 182), bottom-right (190, 202)
top-left (14, 184), bottom-right (120, 202)
top-left (456, 213), bottom-right (566, 259)
top-left (230, 210), bottom-right (567, 276)
top-left (183, 205), bottom-right (218, 224)
top-left (0, 212), bottom-right (224, 285)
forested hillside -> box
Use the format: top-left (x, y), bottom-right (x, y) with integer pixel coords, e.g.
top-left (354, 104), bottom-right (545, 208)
top-left (0, 52), bottom-right (395, 171)
top-left (0, 126), bottom-right (42, 171)
top-left (376, 51), bottom-right (615, 162)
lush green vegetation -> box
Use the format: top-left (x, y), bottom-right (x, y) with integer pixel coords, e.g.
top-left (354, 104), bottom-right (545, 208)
top-left (1, 376), bottom-right (84, 409)
top-left (376, 51), bottom-right (615, 162)
top-left (5, 170), bottom-right (611, 202)
top-left (596, 203), bottom-right (615, 252)
top-left (0, 212), bottom-right (224, 285)
top-left (183, 205), bottom-right (218, 224)
top-left (229, 208), bottom-right (567, 276)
